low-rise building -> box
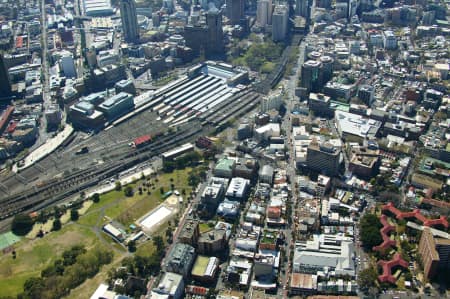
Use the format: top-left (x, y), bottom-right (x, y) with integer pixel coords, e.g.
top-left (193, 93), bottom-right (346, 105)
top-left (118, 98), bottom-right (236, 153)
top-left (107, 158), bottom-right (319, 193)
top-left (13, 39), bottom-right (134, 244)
top-left (191, 256), bottom-right (219, 283)
top-left (234, 157), bottom-right (258, 180)
top-left (97, 92), bottom-right (134, 121)
top-left (259, 165), bottom-right (274, 185)
top-left (198, 229), bottom-right (227, 255)
top-left (151, 272), bottom-right (184, 299)
top-left (290, 273), bottom-right (317, 295)
top-left (335, 111), bottom-right (381, 142)
top-left (217, 199), bottom-right (240, 219)
top-left (179, 220), bottom-right (200, 246)
top-left (164, 243), bottom-right (196, 278)
top-left (214, 157), bottom-right (236, 178)
top-left (293, 234), bottom-right (355, 276)
top-left (226, 177), bottom-right (250, 200)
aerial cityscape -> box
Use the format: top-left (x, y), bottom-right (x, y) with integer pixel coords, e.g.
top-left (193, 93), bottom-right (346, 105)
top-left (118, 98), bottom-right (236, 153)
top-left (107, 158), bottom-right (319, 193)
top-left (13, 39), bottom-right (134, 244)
top-left (0, 0), bottom-right (448, 297)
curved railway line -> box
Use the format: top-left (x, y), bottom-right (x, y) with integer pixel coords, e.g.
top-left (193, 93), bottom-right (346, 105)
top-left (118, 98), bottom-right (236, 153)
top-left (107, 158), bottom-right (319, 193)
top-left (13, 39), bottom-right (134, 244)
top-left (0, 125), bottom-right (203, 221)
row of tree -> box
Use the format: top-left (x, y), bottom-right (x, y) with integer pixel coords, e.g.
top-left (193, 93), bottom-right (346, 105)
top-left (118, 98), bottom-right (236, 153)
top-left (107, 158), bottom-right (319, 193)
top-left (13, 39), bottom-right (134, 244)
top-left (162, 151), bottom-right (202, 172)
top-left (359, 213), bottom-right (383, 250)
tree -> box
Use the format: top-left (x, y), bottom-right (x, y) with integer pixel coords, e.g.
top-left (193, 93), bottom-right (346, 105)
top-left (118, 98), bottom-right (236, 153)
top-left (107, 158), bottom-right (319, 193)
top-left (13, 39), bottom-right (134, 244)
top-left (70, 209), bottom-right (79, 221)
top-left (92, 193), bottom-right (100, 203)
top-left (115, 181), bottom-right (122, 191)
top-left (358, 266), bottom-right (378, 293)
top-left (124, 186), bottom-right (133, 197)
top-left (360, 213), bottom-right (383, 250)
top-left (127, 240), bottom-right (137, 252)
top-left (23, 277), bottom-right (45, 299)
top-left (165, 227), bottom-right (173, 241)
top-left (11, 213), bottom-right (34, 236)
top-left (160, 187), bottom-right (164, 195)
top-left (52, 218), bottom-right (62, 231)
top-left (153, 236), bottom-right (165, 255)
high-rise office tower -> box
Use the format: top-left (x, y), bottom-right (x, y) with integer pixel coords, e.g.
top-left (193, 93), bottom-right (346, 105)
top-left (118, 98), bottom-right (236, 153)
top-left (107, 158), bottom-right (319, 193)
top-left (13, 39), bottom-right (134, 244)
top-left (206, 9), bottom-right (224, 55)
top-left (120, 0), bottom-right (139, 43)
top-left (272, 5), bottom-right (289, 42)
top-left (306, 139), bottom-right (340, 176)
top-left (256, 0), bottom-right (272, 27)
top-left (295, 0), bottom-right (310, 17)
top-left (226, 0), bottom-right (244, 24)
top-left (301, 60), bottom-right (323, 92)
top-left (0, 54), bottom-right (11, 99)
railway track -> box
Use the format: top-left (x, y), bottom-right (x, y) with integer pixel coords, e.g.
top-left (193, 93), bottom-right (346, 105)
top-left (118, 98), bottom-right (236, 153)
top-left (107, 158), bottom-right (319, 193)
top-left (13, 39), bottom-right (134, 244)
top-left (0, 125), bottom-right (203, 220)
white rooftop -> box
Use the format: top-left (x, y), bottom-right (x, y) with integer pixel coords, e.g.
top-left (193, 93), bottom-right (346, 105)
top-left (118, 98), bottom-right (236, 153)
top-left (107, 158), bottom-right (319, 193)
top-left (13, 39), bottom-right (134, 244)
top-left (335, 110), bottom-right (381, 139)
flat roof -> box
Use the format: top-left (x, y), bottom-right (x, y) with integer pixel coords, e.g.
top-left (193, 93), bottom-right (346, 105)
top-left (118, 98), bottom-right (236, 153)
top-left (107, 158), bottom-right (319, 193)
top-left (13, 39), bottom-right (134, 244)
top-left (335, 110), bottom-right (381, 139)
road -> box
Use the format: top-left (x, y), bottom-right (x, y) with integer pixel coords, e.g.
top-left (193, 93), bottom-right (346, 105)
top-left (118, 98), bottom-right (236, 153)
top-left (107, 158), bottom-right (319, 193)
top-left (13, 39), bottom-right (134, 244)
top-left (35, 0), bottom-right (52, 147)
top-left (275, 33), bottom-right (307, 299)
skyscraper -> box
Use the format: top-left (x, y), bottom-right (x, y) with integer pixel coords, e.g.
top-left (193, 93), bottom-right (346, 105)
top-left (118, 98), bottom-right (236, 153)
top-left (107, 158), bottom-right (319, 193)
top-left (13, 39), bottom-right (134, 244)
top-left (120, 0), bottom-right (139, 43)
top-left (256, 0), bottom-right (272, 27)
top-left (206, 9), bottom-right (224, 55)
top-left (272, 4), bottom-right (289, 42)
top-left (295, 0), bottom-right (310, 17)
top-left (301, 60), bottom-right (322, 92)
top-left (306, 139), bottom-right (340, 176)
top-left (226, 0), bottom-right (244, 24)
top-left (0, 54), bottom-right (11, 99)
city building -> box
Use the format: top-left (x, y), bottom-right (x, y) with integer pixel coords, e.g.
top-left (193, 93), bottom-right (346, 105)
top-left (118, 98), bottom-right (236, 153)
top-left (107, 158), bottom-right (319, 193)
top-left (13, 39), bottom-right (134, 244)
top-left (217, 199), bottom-right (240, 220)
top-left (60, 54), bottom-right (77, 78)
top-left (254, 253), bottom-right (276, 278)
top-left (306, 139), bottom-right (340, 176)
top-left (205, 10), bottom-right (224, 56)
top-left (183, 10), bottom-right (224, 57)
top-left (214, 157), bottom-right (236, 178)
top-left (226, 259), bottom-right (253, 287)
top-left (179, 220), bottom-right (200, 246)
top-left (226, 0), bottom-right (244, 25)
top-left (226, 177), bottom-right (250, 200)
top-left (418, 227), bottom-right (450, 279)
top-left (348, 145), bottom-right (380, 178)
top-left (201, 181), bottom-right (225, 208)
top-left (290, 273), bottom-right (318, 295)
top-left (151, 272), bottom-right (184, 299)
top-left (97, 92), bottom-right (134, 120)
top-left (272, 5), bottom-right (289, 42)
top-left (83, 0), bottom-right (114, 16)
top-left (0, 54), bottom-right (12, 99)
top-left (164, 243), bottom-right (196, 278)
top-left (309, 93), bottom-right (333, 117)
top-left (234, 157), bottom-right (258, 180)
top-left (293, 234), bottom-right (355, 276)
top-left (256, 0), bottom-right (272, 27)
top-left (296, 0), bottom-right (310, 17)
top-left (120, 0), bottom-right (139, 43)
top-left (358, 85), bottom-right (374, 106)
top-left (335, 111), bottom-right (382, 142)
top-left (198, 228), bottom-right (227, 255)
top-left (383, 30), bottom-right (397, 50)
top-left (191, 256), bottom-right (219, 283)
top-left (259, 165), bottom-right (274, 185)
top-left (301, 60), bottom-right (322, 93)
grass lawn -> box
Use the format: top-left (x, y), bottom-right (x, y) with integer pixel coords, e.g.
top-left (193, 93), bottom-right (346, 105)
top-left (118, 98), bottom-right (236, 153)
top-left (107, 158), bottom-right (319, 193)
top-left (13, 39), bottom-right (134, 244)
top-left (191, 255), bottom-right (209, 276)
top-left (83, 168), bottom-right (193, 228)
top-left (0, 167), bottom-right (194, 297)
top-left (199, 222), bottom-right (213, 233)
top-left (78, 210), bottom-right (104, 227)
top-left (135, 240), bottom-right (157, 257)
top-left (0, 224), bottom-right (100, 297)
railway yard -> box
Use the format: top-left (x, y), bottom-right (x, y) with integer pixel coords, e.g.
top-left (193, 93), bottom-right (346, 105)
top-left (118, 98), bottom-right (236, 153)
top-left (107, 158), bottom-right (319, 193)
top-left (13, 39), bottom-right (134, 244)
top-left (0, 63), bottom-right (261, 231)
